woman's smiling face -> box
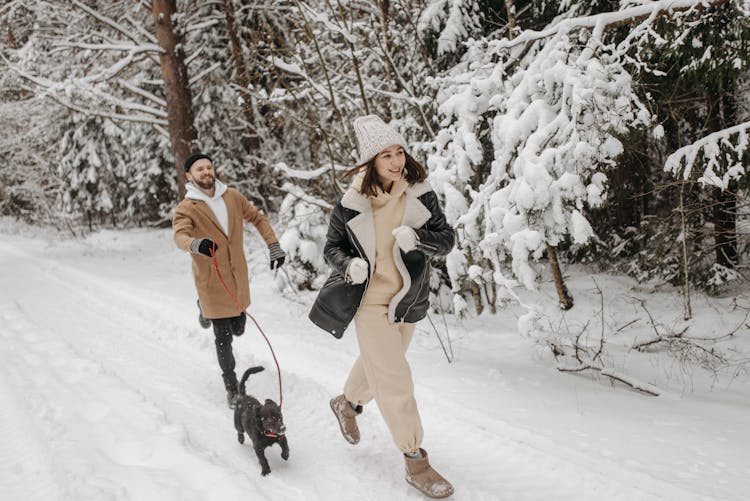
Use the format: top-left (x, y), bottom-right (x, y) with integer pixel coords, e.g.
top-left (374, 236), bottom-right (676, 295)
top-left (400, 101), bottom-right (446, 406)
top-left (373, 145), bottom-right (406, 189)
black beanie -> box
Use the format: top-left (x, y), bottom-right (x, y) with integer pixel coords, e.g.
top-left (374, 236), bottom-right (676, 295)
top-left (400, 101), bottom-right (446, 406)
top-left (184, 153), bottom-right (212, 172)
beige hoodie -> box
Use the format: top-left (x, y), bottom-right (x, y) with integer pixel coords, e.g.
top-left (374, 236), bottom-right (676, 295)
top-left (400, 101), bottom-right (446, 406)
top-left (361, 177), bottom-right (409, 306)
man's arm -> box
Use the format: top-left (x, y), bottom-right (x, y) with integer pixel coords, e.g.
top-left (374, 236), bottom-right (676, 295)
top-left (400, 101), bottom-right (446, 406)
top-left (173, 205), bottom-right (196, 252)
top-left (240, 196), bottom-right (278, 245)
top-left (239, 193), bottom-right (286, 269)
top-left (173, 204), bottom-right (218, 256)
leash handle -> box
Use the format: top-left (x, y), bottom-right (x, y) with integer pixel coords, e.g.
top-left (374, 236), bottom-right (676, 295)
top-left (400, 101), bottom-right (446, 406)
top-left (209, 248), bottom-right (284, 408)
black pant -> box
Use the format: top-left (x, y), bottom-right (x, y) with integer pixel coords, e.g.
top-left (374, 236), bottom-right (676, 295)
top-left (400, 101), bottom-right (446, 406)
top-left (211, 313), bottom-right (246, 392)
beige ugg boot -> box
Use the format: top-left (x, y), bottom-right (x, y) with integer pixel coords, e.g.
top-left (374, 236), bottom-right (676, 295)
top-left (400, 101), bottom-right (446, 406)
top-left (330, 394), bottom-right (362, 444)
top-left (404, 448), bottom-right (454, 499)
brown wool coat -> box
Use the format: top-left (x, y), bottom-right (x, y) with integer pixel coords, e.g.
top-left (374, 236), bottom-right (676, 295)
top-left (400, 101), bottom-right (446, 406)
top-left (173, 187), bottom-right (278, 319)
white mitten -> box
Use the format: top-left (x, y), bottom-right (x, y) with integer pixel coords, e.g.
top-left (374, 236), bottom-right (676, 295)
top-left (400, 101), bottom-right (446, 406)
top-left (392, 226), bottom-right (418, 252)
top-left (346, 258), bottom-right (368, 284)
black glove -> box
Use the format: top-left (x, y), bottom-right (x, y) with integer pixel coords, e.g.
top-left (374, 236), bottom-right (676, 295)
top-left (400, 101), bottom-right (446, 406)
top-left (191, 238), bottom-right (218, 257)
top-left (269, 242), bottom-right (286, 270)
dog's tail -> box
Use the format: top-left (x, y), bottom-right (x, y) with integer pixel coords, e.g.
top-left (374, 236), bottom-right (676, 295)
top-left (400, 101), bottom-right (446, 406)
top-left (238, 366), bottom-right (265, 395)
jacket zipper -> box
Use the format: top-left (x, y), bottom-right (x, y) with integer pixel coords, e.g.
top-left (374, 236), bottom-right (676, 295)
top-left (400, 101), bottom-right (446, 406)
top-left (418, 240), bottom-right (439, 253)
top-left (345, 224), bottom-right (370, 313)
top-left (399, 264), bottom-right (428, 322)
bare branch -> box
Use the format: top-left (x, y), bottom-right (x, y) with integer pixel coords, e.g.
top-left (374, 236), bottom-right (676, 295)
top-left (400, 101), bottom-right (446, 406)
top-left (615, 319), bottom-right (639, 333)
top-left (293, 0), bottom-right (353, 151)
top-left (370, 16), bottom-right (435, 138)
top-left (557, 363), bottom-right (661, 396)
top-left (591, 278), bottom-right (605, 362)
top-left (632, 297), bottom-right (662, 339)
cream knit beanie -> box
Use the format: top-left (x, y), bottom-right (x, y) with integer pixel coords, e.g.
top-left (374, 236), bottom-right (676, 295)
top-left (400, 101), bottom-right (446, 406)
top-left (352, 115), bottom-right (408, 166)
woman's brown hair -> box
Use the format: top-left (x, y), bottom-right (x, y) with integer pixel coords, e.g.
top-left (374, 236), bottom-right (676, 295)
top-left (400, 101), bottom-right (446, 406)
top-left (341, 151), bottom-right (427, 197)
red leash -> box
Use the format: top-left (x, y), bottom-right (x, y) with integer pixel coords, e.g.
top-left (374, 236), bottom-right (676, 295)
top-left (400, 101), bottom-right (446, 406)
top-left (209, 249), bottom-right (284, 408)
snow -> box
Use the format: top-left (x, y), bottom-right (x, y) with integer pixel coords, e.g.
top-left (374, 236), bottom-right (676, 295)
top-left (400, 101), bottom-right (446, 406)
top-left (1, 221), bottom-right (749, 501)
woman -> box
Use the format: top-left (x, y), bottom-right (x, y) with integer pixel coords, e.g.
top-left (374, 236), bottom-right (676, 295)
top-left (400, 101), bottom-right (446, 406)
top-left (309, 115), bottom-right (455, 498)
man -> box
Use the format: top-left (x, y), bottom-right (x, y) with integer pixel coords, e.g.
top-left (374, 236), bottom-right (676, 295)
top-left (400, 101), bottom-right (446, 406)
top-left (173, 153), bottom-right (286, 408)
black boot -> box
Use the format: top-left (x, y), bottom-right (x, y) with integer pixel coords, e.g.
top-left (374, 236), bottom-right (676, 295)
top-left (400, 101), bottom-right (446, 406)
top-left (214, 318), bottom-right (238, 408)
top-left (222, 372), bottom-right (239, 409)
top-left (197, 300), bottom-right (211, 329)
top-left (226, 390), bottom-right (239, 409)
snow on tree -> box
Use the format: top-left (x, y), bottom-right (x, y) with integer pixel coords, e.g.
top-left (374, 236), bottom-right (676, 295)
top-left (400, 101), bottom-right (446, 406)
top-left (427, 4), bottom-right (658, 315)
top-left (665, 120), bottom-right (750, 189)
top-left (1, 2), bottom-right (178, 225)
top-left (1, 1), bottom-right (258, 224)
top-left (418, 0), bottom-right (484, 56)
top-left (657, 2), bottom-right (750, 190)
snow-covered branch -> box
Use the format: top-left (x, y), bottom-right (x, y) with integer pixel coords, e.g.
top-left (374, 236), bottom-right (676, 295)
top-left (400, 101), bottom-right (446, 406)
top-left (117, 79), bottom-right (166, 108)
top-left (49, 94), bottom-right (168, 127)
top-left (274, 162), bottom-right (348, 181)
top-left (664, 120), bottom-right (750, 188)
top-left (54, 42), bottom-right (163, 53)
top-left (4, 53), bottom-right (166, 121)
top-left (268, 56), bottom-right (332, 103)
top-left (125, 14), bottom-right (158, 44)
top-left (277, 182), bottom-right (333, 289)
top-left (279, 182), bottom-right (334, 210)
top-left (430, 22), bottom-right (650, 295)
top-left (417, 0), bottom-right (481, 55)
top-left (70, 0), bottom-right (150, 46)
top-left (492, 0), bottom-right (729, 52)
top-left (372, 28), bottom-right (436, 138)
top-left (188, 61), bottom-right (221, 87)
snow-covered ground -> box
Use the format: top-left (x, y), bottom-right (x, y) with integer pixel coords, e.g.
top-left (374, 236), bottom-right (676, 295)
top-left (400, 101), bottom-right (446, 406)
top-left (0, 221), bottom-right (747, 501)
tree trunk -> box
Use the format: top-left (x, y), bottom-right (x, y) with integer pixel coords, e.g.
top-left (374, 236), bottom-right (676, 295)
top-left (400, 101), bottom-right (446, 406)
top-left (7, 25), bottom-right (16, 49)
top-left (378, 0), bottom-right (395, 121)
top-left (547, 243), bottom-right (574, 310)
top-left (679, 181), bottom-right (692, 319)
top-left (707, 88), bottom-right (738, 268)
top-left (152, 0), bottom-right (198, 200)
top-left (505, 0), bottom-right (517, 39)
top-left (219, 0), bottom-right (260, 152)
top-left (219, 0), bottom-right (274, 206)
top-left (470, 282), bottom-right (484, 315)
top-left (713, 187), bottom-right (738, 267)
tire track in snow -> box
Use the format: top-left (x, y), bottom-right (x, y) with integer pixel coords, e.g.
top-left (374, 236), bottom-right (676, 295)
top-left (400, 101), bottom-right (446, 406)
top-left (0, 307), bottom-right (62, 501)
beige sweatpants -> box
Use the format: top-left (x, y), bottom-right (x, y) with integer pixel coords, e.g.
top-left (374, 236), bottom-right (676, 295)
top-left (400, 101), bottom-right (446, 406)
top-left (343, 303), bottom-right (424, 454)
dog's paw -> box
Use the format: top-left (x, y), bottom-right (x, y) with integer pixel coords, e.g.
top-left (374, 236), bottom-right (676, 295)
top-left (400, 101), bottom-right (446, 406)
top-left (261, 467), bottom-right (271, 476)
top-left (281, 450), bottom-right (289, 461)
top-left (237, 433), bottom-right (245, 444)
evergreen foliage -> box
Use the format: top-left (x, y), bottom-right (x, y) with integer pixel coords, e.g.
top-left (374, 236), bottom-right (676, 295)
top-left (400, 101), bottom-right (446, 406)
top-left (1, 0), bottom-right (749, 305)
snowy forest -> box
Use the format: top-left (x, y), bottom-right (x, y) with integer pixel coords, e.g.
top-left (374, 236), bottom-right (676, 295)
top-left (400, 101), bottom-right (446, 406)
top-left (3, 1), bottom-right (750, 386)
top-left (2, 1), bottom-right (750, 500)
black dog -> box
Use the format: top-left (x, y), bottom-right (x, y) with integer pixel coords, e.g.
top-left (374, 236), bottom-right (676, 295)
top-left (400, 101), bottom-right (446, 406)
top-left (234, 366), bottom-right (289, 476)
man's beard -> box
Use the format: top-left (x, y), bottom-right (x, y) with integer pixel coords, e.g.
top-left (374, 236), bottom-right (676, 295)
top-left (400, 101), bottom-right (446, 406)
top-left (194, 176), bottom-right (215, 190)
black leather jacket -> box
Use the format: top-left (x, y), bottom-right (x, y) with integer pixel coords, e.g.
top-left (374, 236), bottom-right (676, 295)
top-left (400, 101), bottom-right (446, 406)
top-left (309, 181), bottom-right (454, 338)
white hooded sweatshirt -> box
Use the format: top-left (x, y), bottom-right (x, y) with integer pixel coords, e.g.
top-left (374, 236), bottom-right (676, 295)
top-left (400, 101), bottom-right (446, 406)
top-left (185, 179), bottom-right (229, 236)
